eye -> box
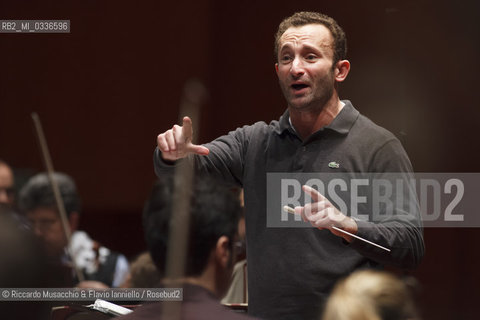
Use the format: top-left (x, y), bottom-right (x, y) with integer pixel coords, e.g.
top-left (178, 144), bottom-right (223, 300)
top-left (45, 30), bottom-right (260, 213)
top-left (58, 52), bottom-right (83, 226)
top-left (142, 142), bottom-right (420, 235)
top-left (305, 54), bottom-right (317, 61)
top-left (280, 55), bottom-right (292, 63)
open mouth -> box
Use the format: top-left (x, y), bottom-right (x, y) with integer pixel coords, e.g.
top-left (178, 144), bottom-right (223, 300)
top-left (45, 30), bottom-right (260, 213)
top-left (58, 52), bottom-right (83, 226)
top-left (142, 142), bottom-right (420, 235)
top-left (291, 83), bottom-right (308, 90)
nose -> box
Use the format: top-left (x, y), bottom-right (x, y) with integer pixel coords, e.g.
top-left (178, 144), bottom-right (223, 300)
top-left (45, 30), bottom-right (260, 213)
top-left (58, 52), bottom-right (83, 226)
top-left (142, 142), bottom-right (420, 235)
top-left (29, 221), bottom-right (45, 237)
top-left (0, 190), bottom-right (8, 203)
top-left (290, 56), bottom-right (305, 78)
top-left (32, 224), bottom-right (44, 237)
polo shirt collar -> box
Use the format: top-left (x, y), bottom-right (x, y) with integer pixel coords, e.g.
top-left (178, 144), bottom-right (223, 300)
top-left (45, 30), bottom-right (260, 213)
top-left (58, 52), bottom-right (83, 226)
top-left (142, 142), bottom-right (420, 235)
top-left (326, 100), bottom-right (359, 134)
top-left (275, 100), bottom-right (359, 136)
top-left (276, 109), bottom-right (294, 135)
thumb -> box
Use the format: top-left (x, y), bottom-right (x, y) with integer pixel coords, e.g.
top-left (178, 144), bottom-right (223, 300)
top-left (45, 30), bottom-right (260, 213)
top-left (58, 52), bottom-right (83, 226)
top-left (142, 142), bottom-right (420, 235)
top-left (188, 144), bottom-right (210, 156)
top-left (182, 116), bottom-right (209, 156)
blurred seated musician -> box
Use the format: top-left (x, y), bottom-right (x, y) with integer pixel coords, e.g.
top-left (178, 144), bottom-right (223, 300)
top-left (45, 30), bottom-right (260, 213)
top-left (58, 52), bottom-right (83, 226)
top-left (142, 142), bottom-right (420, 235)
top-left (322, 270), bottom-right (421, 320)
top-left (19, 172), bottom-right (129, 288)
top-left (0, 208), bottom-right (53, 319)
top-left (119, 175), bottom-right (257, 320)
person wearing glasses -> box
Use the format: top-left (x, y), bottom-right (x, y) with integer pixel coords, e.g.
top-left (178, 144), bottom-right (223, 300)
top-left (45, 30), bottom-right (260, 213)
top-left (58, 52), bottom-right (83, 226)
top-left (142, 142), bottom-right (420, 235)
top-left (19, 172), bottom-right (129, 288)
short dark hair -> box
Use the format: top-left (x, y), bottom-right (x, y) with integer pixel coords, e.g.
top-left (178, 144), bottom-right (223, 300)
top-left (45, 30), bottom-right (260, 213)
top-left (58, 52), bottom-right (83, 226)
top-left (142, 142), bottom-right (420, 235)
top-left (143, 174), bottom-right (241, 277)
top-left (18, 172), bottom-right (81, 216)
top-left (274, 11), bottom-right (347, 64)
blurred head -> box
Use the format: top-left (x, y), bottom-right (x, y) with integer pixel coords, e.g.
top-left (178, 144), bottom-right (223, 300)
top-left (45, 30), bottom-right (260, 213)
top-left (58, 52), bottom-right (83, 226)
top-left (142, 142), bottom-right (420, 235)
top-left (322, 270), bottom-right (420, 320)
top-left (143, 174), bottom-right (242, 296)
top-left (0, 160), bottom-right (15, 209)
top-left (19, 172), bottom-right (81, 258)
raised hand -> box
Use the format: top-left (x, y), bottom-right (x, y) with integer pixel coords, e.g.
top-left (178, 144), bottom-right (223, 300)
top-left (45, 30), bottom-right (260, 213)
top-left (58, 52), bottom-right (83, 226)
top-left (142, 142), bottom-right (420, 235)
top-left (157, 116), bottom-right (209, 161)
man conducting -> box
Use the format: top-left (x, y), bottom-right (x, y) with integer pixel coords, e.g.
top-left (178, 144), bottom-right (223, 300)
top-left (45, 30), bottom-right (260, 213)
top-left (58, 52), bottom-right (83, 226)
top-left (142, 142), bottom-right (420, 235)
top-left (154, 12), bottom-right (424, 320)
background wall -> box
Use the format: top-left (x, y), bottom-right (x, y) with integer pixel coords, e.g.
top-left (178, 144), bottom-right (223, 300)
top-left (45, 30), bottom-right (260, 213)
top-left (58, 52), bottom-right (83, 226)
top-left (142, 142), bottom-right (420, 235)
top-left (1, 0), bottom-right (479, 319)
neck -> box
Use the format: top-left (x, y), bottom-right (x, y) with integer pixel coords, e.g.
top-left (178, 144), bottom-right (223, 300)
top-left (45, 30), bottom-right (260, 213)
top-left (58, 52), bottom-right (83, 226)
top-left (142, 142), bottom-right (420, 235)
top-left (162, 263), bottom-right (219, 297)
top-left (289, 97), bottom-right (344, 140)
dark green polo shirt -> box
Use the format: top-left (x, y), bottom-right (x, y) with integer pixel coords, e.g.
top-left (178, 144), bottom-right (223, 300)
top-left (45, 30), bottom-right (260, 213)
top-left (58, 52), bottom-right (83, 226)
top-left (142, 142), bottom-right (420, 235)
top-left (154, 100), bottom-right (424, 320)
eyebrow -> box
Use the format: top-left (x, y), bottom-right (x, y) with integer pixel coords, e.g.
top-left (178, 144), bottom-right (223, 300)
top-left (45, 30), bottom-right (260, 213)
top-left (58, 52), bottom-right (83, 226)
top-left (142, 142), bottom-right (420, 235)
top-left (279, 44), bottom-right (293, 52)
top-left (279, 43), bottom-right (325, 54)
top-left (302, 44), bottom-right (323, 52)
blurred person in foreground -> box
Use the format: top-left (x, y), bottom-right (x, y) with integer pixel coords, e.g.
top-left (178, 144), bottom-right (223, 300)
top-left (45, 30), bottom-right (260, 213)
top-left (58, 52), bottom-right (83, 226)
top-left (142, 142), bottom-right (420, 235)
top-left (119, 174), bottom-right (257, 319)
top-left (19, 172), bottom-right (129, 288)
top-left (0, 210), bottom-right (52, 320)
top-left (322, 270), bottom-right (420, 320)
top-left (0, 160), bottom-right (51, 319)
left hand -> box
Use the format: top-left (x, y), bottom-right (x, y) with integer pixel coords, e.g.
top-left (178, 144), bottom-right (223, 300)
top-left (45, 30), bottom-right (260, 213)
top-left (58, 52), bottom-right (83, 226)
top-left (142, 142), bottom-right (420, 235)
top-left (294, 185), bottom-right (358, 242)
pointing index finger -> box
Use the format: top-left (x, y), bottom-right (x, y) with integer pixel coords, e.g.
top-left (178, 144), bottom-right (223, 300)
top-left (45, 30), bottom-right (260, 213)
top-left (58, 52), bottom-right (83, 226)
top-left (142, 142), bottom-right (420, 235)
top-left (182, 116), bottom-right (193, 142)
top-left (302, 185), bottom-right (327, 203)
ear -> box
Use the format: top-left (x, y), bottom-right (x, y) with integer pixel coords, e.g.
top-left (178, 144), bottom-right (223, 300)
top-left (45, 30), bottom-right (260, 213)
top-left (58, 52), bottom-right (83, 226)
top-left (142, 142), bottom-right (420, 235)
top-left (68, 211), bottom-right (80, 232)
top-left (275, 63), bottom-right (279, 75)
top-left (214, 235), bottom-right (231, 269)
top-left (334, 60), bottom-right (350, 82)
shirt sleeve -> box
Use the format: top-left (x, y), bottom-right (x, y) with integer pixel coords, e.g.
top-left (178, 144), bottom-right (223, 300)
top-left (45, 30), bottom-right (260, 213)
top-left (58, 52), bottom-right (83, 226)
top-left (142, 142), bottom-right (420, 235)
top-left (153, 125), bottom-right (251, 187)
top-left (112, 254), bottom-right (130, 288)
top-left (348, 139), bottom-right (425, 269)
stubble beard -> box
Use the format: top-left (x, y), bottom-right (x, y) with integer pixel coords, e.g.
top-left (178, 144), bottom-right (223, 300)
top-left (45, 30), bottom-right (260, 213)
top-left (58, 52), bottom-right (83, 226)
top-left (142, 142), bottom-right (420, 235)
top-left (282, 71), bottom-right (336, 114)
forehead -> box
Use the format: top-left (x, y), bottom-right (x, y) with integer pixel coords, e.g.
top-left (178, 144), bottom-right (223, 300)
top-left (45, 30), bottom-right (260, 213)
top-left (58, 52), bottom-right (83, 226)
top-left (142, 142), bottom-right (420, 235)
top-left (27, 207), bottom-right (59, 220)
top-left (279, 24), bottom-right (333, 51)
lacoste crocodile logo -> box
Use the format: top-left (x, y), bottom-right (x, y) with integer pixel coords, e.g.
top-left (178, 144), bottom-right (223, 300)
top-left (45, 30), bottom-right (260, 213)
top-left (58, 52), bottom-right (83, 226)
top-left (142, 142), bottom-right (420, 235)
top-left (328, 161), bottom-right (340, 169)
